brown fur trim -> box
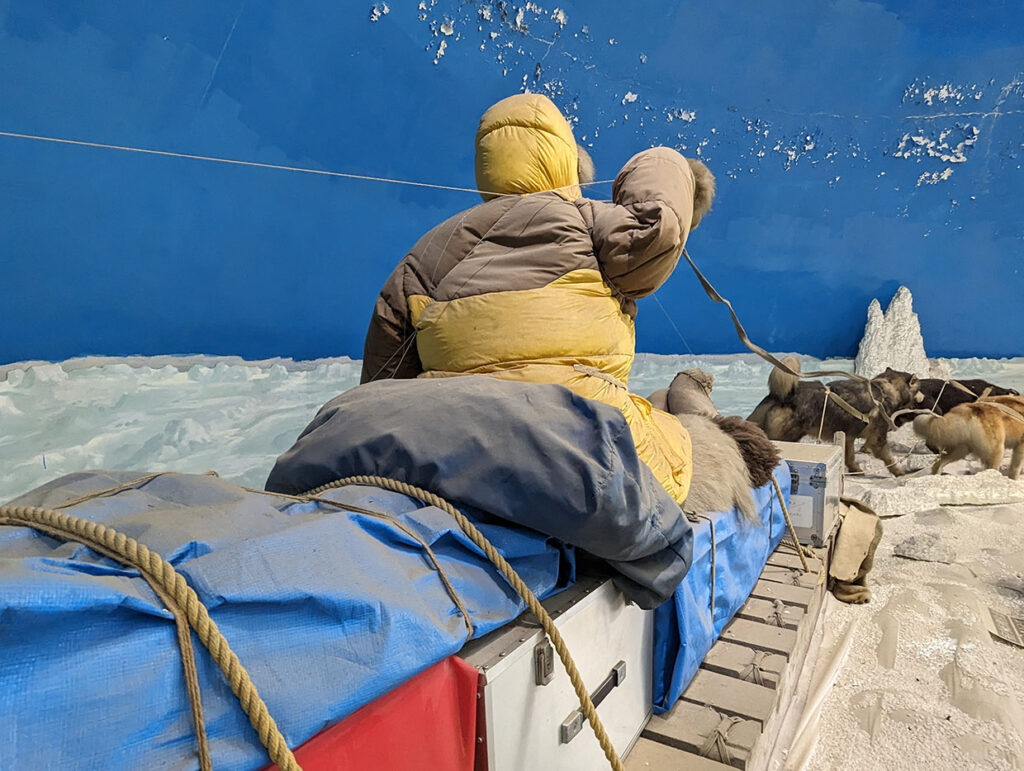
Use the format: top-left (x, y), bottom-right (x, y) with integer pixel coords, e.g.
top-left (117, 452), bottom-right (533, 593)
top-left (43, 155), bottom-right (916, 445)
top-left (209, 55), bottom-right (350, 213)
top-left (714, 416), bottom-right (781, 488)
top-left (687, 157), bottom-right (715, 230)
top-left (577, 144), bottom-right (595, 185)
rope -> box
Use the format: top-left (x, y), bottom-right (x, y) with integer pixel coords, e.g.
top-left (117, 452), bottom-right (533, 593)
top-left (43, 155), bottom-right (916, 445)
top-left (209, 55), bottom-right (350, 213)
top-left (303, 475), bottom-right (625, 771)
top-left (780, 538), bottom-right (817, 561)
top-left (242, 485), bottom-right (475, 640)
top-left (771, 476), bottom-right (810, 573)
top-left (817, 387), bottom-right (831, 442)
top-left (698, 708), bottom-right (742, 764)
top-left (677, 248), bottom-right (894, 429)
top-left (685, 512), bottom-right (717, 620)
top-left (769, 599), bottom-right (788, 628)
top-left (740, 650), bottom-right (769, 686)
top-left (0, 503), bottom-right (300, 771)
top-left (0, 129), bottom-right (616, 199)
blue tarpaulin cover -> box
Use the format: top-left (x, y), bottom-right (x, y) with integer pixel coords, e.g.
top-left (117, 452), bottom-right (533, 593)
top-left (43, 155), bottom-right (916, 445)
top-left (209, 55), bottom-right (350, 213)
top-left (0, 377), bottom-right (786, 768)
top-left (652, 472), bottom-right (788, 712)
top-left (0, 471), bottom-right (574, 770)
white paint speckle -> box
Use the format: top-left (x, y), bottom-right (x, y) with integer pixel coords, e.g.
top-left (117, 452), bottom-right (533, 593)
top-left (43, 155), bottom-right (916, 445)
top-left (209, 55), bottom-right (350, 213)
top-left (440, 20), bottom-right (454, 35)
top-left (916, 168), bottom-right (954, 186)
top-left (479, 5), bottom-right (491, 21)
top-left (665, 108), bottom-right (696, 123)
top-left (608, 38), bottom-right (617, 45)
top-left (433, 38), bottom-right (447, 64)
top-left (639, 53), bottom-right (647, 64)
top-left (622, 91), bottom-right (638, 105)
top-left (369, 3), bottom-right (389, 22)
top-left (551, 8), bottom-right (567, 27)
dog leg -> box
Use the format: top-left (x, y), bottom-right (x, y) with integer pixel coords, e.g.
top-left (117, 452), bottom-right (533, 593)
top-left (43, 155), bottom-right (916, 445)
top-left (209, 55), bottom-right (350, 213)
top-left (983, 444), bottom-right (1006, 472)
top-left (844, 434), bottom-right (863, 474)
top-left (862, 420), bottom-right (904, 477)
top-left (1008, 444), bottom-right (1024, 480)
top-left (870, 440), bottom-right (905, 477)
top-left (932, 446), bottom-right (969, 475)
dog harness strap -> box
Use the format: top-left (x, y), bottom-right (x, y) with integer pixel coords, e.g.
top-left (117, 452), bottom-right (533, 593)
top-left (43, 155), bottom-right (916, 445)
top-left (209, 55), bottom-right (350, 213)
top-left (825, 390), bottom-right (870, 424)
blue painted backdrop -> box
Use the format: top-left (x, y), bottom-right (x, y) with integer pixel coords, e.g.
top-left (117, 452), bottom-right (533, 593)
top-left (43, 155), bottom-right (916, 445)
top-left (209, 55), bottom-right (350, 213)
top-left (1, 1), bottom-right (1021, 364)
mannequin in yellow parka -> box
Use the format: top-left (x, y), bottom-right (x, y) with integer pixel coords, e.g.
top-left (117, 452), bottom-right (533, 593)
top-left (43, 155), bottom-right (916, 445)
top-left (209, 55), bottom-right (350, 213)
top-left (360, 93), bottom-right (715, 505)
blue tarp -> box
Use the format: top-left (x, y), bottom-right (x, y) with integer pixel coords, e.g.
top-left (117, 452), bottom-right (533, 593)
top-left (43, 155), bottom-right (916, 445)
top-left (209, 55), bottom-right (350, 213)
top-left (652, 468), bottom-right (789, 712)
top-left (0, 471), bottom-right (573, 770)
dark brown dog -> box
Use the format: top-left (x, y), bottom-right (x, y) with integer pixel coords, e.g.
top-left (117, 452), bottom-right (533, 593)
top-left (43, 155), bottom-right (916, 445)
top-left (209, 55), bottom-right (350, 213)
top-left (748, 357), bottom-right (922, 475)
top-left (893, 377), bottom-right (1020, 425)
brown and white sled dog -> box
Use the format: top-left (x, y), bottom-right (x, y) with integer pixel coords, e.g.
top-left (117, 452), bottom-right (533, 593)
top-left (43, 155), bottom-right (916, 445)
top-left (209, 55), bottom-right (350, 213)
top-left (913, 395), bottom-right (1024, 478)
top-left (748, 357), bottom-right (923, 475)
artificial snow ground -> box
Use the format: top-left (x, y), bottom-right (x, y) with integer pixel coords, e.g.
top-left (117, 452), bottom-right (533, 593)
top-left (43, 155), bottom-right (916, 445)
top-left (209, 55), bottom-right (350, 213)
top-left (2, 352), bottom-right (1024, 770)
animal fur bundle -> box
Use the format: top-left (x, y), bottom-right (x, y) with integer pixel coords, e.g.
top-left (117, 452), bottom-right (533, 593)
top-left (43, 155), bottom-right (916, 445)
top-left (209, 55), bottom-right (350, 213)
top-left (677, 413), bottom-right (758, 524)
top-left (650, 368), bottom-right (781, 522)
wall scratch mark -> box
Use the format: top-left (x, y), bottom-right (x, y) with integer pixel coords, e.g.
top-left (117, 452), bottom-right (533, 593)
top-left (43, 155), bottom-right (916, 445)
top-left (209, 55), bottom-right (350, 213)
top-left (201, 0), bottom-right (248, 108)
top-left (978, 73), bottom-right (1023, 194)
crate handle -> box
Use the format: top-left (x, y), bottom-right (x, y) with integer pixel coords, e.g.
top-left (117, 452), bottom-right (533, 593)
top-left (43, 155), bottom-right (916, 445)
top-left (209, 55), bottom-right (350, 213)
top-left (559, 661), bottom-right (627, 744)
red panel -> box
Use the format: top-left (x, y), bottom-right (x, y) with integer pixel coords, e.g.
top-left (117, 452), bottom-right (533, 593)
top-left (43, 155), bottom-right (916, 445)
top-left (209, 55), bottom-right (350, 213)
top-left (264, 656), bottom-right (479, 771)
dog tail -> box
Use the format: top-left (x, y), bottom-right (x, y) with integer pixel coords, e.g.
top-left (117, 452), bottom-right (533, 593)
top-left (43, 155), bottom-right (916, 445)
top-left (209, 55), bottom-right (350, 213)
top-left (714, 416), bottom-right (781, 488)
top-left (768, 356), bottom-right (801, 402)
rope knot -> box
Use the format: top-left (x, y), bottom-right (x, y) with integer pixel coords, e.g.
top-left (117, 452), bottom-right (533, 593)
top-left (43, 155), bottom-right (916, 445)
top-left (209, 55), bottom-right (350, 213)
top-left (740, 650), bottom-right (769, 686)
top-left (698, 707), bottom-right (742, 764)
top-left (768, 599), bottom-right (788, 627)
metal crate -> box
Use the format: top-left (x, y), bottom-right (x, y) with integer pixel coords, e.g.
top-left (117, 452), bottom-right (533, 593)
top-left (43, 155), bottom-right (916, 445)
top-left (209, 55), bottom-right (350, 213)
top-left (773, 439), bottom-right (844, 547)
top-left (459, 576), bottom-right (652, 771)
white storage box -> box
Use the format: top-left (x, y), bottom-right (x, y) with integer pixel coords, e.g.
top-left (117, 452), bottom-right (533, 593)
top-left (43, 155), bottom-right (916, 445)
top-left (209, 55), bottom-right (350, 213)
top-left (773, 440), bottom-right (844, 547)
top-left (459, 576), bottom-right (653, 771)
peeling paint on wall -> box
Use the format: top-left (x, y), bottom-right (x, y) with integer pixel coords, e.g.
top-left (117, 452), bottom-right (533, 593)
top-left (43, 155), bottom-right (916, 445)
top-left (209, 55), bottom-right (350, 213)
top-left (1, 1), bottom-right (1021, 363)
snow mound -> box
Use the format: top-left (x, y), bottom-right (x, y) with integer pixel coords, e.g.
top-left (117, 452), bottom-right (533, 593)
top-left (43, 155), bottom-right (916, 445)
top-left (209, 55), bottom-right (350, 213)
top-left (22, 363), bottom-right (69, 386)
top-left (854, 286), bottom-right (936, 379)
top-left (163, 419), bottom-right (213, 451)
top-left (857, 469), bottom-right (1024, 518)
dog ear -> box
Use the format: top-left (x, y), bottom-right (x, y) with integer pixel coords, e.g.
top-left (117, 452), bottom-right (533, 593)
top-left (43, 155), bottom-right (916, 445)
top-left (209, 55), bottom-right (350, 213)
top-left (577, 144), bottom-right (595, 186)
top-left (687, 158), bottom-right (715, 230)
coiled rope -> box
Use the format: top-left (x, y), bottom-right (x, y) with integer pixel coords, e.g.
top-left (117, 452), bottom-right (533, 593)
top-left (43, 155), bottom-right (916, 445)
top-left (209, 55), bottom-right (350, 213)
top-left (303, 475), bottom-right (626, 771)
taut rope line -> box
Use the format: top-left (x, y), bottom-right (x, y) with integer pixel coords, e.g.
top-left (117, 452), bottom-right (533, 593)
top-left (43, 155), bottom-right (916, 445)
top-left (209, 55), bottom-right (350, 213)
top-left (0, 129), bottom-right (615, 198)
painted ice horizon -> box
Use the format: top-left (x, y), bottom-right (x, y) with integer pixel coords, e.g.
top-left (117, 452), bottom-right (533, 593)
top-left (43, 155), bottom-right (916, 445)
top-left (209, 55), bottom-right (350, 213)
top-left (4, 351), bottom-right (1024, 506)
